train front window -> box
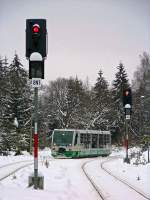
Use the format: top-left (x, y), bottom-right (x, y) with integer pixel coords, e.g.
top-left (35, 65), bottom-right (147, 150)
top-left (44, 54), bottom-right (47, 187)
top-left (53, 131), bottom-right (73, 146)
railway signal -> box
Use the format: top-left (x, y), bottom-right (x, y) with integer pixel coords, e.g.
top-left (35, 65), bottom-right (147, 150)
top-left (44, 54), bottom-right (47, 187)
top-left (123, 88), bottom-right (132, 164)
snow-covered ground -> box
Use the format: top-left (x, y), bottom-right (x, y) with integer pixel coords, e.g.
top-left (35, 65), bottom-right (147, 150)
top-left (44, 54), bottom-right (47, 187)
top-left (0, 151), bottom-right (32, 167)
top-left (0, 147), bottom-right (149, 200)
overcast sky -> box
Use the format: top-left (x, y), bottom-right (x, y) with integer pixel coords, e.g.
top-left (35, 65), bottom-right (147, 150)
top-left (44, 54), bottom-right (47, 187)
top-left (0, 0), bottom-right (150, 86)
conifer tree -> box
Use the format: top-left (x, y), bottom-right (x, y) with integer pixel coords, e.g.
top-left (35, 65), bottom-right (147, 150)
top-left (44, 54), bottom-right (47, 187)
top-left (131, 52), bottom-right (150, 137)
top-left (111, 62), bottom-right (130, 143)
top-left (112, 62), bottom-right (129, 102)
top-left (0, 57), bottom-right (9, 119)
top-left (90, 69), bottom-right (111, 130)
top-left (1, 54), bottom-right (32, 153)
top-left (0, 57), bottom-right (10, 152)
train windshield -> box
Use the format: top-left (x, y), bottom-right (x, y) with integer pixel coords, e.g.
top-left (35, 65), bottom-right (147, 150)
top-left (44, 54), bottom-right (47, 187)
top-left (53, 130), bottom-right (73, 146)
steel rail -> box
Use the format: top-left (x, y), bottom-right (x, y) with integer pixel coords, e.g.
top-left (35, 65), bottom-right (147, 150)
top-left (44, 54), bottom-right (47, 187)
top-left (101, 156), bottom-right (150, 200)
top-left (0, 160), bottom-right (33, 169)
top-left (82, 158), bottom-right (106, 200)
top-left (0, 160), bottom-right (33, 181)
top-left (82, 156), bottom-right (150, 200)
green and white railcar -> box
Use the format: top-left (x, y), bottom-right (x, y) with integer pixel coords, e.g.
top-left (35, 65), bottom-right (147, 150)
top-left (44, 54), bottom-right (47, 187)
top-left (51, 129), bottom-right (111, 158)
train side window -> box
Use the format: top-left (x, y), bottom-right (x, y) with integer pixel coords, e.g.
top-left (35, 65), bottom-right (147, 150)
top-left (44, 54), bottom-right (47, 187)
top-left (74, 133), bottom-right (78, 145)
top-left (92, 134), bottom-right (98, 148)
top-left (99, 134), bottom-right (103, 148)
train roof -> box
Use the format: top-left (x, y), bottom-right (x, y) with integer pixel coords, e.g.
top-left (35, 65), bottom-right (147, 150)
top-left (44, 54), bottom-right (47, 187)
top-left (53, 129), bottom-right (111, 135)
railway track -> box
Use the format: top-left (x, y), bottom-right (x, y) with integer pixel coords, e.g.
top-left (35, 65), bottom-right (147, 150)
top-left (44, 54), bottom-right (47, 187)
top-left (82, 158), bottom-right (105, 200)
top-left (82, 156), bottom-right (150, 200)
top-left (101, 156), bottom-right (150, 200)
top-left (0, 159), bottom-right (33, 169)
top-left (1, 156), bottom-right (150, 200)
top-left (0, 160), bottom-right (33, 181)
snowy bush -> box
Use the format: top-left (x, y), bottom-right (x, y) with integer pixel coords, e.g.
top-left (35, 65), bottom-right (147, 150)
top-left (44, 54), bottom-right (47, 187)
top-left (129, 147), bottom-right (147, 165)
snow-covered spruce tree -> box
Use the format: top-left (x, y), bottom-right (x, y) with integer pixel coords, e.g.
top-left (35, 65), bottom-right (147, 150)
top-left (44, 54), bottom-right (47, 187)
top-left (0, 57), bottom-right (3, 151)
top-left (0, 57), bottom-right (5, 128)
top-left (0, 57), bottom-right (9, 120)
top-left (87, 69), bottom-right (111, 130)
top-left (131, 52), bottom-right (150, 138)
top-left (0, 57), bottom-right (10, 152)
top-left (111, 62), bottom-right (130, 143)
top-left (1, 54), bottom-right (32, 154)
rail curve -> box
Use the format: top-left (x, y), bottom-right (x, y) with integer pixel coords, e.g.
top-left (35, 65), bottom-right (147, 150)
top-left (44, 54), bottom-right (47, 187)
top-left (82, 156), bottom-right (150, 200)
top-left (101, 156), bottom-right (150, 200)
top-left (0, 160), bottom-right (33, 181)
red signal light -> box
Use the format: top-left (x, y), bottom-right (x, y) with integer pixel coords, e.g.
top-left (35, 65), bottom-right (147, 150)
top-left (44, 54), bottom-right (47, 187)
top-left (123, 88), bottom-right (132, 106)
top-left (125, 90), bottom-right (129, 96)
top-left (32, 24), bottom-right (40, 33)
